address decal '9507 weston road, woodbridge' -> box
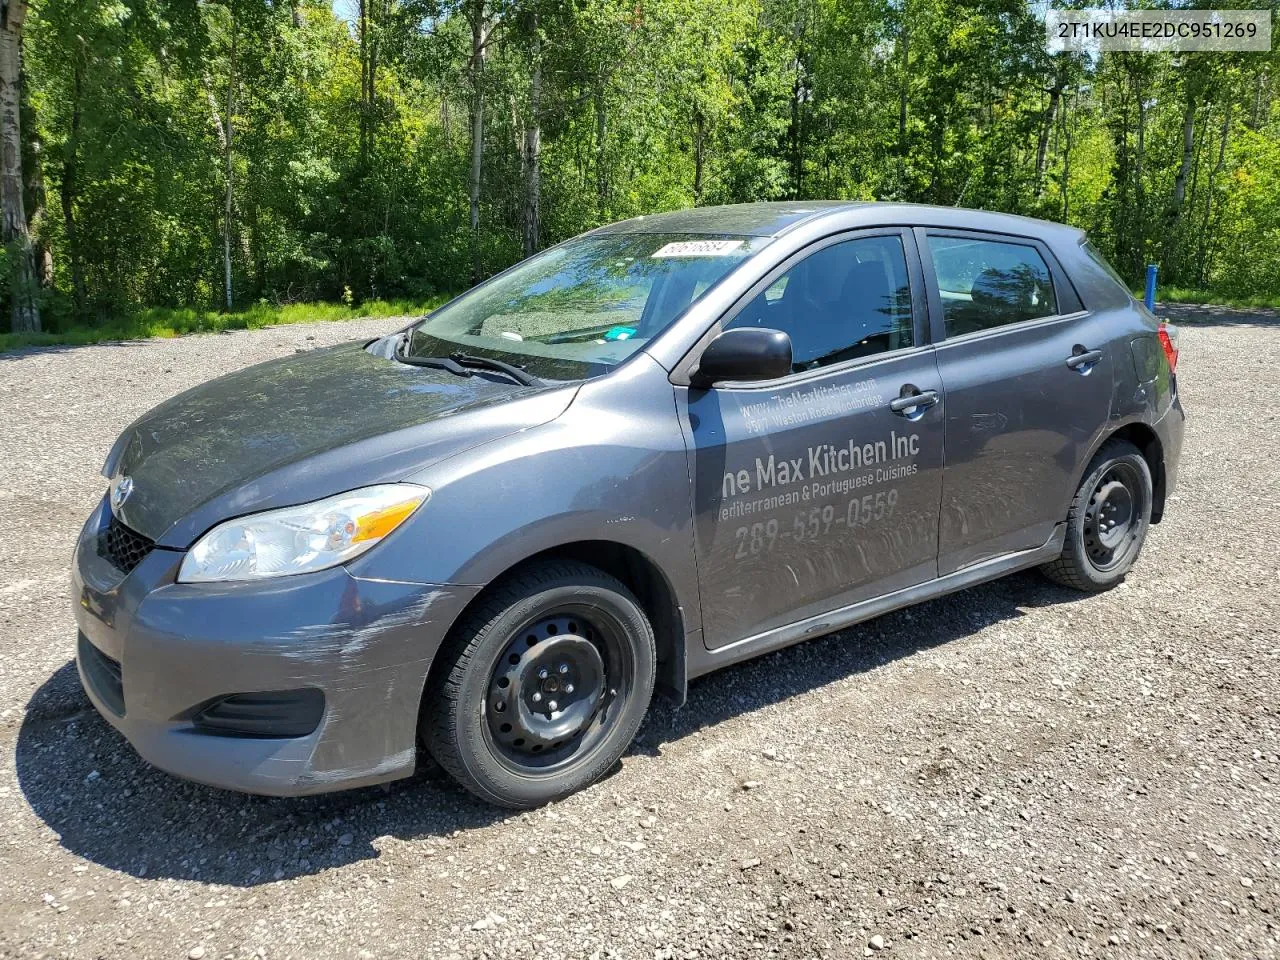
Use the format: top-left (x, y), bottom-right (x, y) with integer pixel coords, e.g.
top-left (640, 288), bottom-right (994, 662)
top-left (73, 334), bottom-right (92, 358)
top-left (740, 376), bottom-right (884, 434)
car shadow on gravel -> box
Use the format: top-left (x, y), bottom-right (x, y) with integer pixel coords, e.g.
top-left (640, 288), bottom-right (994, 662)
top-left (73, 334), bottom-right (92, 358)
top-left (17, 570), bottom-right (1085, 888)
top-left (633, 569), bottom-right (1090, 754)
top-left (16, 662), bottom-right (503, 887)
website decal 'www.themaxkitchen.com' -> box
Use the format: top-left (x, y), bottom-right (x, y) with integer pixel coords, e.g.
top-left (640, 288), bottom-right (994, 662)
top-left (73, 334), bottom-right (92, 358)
top-left (1046, 9), bottom-right (1272, 53)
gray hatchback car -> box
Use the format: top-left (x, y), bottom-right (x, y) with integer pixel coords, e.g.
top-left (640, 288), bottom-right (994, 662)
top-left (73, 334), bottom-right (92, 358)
top-left (73, 202), bottom-right (1185, 808)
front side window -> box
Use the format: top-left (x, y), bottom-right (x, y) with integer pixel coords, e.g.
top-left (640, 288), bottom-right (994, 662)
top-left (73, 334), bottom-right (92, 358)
top-left (927, 235), bottom-right (1058, 337)
top-left (406, 233), bottom-right (769, 380)
top-left (725, 234), bottom-right (915, 373)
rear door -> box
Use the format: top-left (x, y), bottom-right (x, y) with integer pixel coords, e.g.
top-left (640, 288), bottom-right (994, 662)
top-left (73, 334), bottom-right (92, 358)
top-left (674, 229), bottom-right (945, 650)
top-left (919, 228), bottom-right (1113, 574)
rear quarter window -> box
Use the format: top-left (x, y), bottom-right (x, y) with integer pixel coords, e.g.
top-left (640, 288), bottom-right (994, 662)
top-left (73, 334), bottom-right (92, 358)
top-left (1082, 240), bottom-right (1135, 299)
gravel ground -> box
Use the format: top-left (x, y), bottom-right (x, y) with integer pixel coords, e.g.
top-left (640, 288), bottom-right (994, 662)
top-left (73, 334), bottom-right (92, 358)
top-left (0, 307), bottom-right (1276, 960)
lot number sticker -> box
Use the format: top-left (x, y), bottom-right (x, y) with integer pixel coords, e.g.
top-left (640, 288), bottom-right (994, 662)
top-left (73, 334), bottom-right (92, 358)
top-left (651, 240), bottom-right (745, 257)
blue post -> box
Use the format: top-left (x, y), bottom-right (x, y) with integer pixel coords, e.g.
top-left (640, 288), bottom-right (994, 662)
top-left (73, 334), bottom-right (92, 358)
top-left (1143, 264), bottom-right (1158, 310)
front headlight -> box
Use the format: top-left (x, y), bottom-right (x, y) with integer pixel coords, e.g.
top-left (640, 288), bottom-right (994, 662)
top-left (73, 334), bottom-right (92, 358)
top-left (178, 484), bottom-right (430, 583)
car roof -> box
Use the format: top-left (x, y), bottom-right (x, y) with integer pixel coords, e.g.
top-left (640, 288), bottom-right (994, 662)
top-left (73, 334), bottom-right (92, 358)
top-left (593, 201), bottom-right (1084, 243)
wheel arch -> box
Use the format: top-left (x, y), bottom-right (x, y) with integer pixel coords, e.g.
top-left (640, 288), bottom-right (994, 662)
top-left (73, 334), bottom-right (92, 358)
top-left (1081, 421), bottom-right (1167, 523)
top-left (420, 540), bottom-right (689, 717)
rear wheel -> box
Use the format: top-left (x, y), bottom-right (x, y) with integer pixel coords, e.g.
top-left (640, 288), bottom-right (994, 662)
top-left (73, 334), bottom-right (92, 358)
top-left (422, 560), bottom-right (655, 808)
top-left (1041, 439), bottom-right (1153, 592)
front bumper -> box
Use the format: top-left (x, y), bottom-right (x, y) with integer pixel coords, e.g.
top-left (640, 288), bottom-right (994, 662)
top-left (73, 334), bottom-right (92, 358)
top-left (72, 496), bottom-right (479, 796)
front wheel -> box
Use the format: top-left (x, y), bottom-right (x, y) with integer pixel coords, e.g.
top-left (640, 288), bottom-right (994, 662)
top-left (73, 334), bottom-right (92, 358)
top-left (1041, 438), bottom-right (1153, 592)
top-left (422, 560), bottom-right (656, 808)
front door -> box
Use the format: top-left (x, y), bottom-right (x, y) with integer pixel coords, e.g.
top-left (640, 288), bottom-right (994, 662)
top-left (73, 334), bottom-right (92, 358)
top-left (676, 230), bottom-right (946, 650)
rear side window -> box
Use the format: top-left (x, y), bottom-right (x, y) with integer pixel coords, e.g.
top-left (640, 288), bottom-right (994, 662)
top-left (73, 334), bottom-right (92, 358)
top-left (926, 236), bottom-right (1058, 337)
top-left (726, 234), bottom-right (915, 373)
top-left (1082, 240), bottom-right (1134, 297)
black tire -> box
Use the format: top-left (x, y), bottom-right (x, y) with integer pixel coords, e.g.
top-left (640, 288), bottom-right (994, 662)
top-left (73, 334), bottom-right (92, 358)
top-left (1040, 438), bottom-right (1153, 592)
top-left (421, 560), bottom-right (656, 809)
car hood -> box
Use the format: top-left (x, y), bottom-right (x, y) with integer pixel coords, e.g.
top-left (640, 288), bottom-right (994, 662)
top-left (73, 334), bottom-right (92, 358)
top-left (105, 341), bottom-right (577, 546)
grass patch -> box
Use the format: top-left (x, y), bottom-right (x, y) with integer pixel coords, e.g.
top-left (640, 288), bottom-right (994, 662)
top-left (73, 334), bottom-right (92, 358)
top-left (1153, 286), bottom-right (1280, 311)
top-left (0, 297), bottom-right (451, 353)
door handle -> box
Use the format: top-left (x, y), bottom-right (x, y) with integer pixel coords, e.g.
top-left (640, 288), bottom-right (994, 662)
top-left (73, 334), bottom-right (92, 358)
top-left (1066, 348), bottom-right (1103, 370)
top-left (889, 388), bottom-right (939, 414)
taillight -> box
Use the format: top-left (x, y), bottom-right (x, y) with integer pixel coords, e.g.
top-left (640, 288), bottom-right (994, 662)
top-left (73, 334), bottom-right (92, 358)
top-left (1157, 321), bottom-right (1179, 373)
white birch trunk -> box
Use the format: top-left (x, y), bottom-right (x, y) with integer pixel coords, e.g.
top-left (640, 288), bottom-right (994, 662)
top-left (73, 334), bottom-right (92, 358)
top-left (1, 0), bottom-right (39, 332)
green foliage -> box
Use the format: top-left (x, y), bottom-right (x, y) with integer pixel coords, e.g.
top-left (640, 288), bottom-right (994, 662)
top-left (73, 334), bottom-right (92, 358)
top-left (8, 0), bottom-right (1280, 333)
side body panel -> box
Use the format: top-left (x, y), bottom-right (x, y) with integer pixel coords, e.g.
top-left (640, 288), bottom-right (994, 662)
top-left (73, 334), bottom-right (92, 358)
top-left (677, 349), bottom-right (944, 650)
top-left (931, 311), bottom-right (1116, 573)
top-left (1049, 235), bottom-right (1184, 513)
top-left (915, 227), bottom-right (1112, 575)
top-left (684, 524), bottom-right (1065, 680)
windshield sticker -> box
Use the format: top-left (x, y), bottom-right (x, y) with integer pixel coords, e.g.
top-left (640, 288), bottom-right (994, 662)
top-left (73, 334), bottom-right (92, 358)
top-left (651, 239), bottom-right (746, 258)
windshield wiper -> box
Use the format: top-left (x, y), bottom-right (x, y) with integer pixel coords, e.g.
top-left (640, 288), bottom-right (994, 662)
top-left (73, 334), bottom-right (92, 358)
top-left (393, 338), bottom-right (541, 386)
top-left (449, 352), bottom-right (541, 386)
top-left (396, 353), bottom-right (474, 377)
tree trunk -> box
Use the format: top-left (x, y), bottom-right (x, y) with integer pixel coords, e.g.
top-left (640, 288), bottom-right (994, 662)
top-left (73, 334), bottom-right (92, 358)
top-left (594, 79), bottom-right (607, 215)
top-left (1249, 67), bottom-right (1265, 129)
top-left (367, 0), bottom-right (379, 161)
top-left (896, 13), bottom-right (909, 191)
top-left (1164, 90), bottom-right (1197, 277)
top-left (1034, 70), bottom-right (1064, 196)
top-left (62, 58), bottom-right (85, 315)
top-left (1059, 95), bottom-right (1072, 222)
top-left (21, 63), bottom-right (50, 288)
top-left (1125, 56), bottom-right (1148, 278)
top-left (467, 1), bottom-right (490, 283)
top-left (692, 108), bottom-right (705, 204)
top-left (1112, 86), bottom-right (1133, 275)
top-left (0, 0), bottom-right (39, 332)
top-left (359, 0), bottom-right (368, 165)
top-left (1172, 95), bottom-right (1195, 211)
top-left (789, 62), bottom-right (803, 197)
top-left (1137, 92), bottom-right (1149, 248)
top-left (522, 29), bottom-right (542, 259)
top-left (222, 23), bottom-right (236, 311)
top-left (1199, 109), bottom-right (1230, 286)
top-left (1187, 109), bottom-right (1204, 219)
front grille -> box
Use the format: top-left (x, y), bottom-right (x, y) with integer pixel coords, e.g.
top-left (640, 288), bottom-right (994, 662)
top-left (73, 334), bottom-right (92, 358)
top-left (78, 632), bottom-right (125, 716)
top-left (99, 515), bottom-right (154, 574)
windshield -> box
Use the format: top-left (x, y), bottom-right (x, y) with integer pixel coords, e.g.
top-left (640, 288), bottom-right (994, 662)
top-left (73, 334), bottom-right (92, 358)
top-left (405, 233), bottom-right (769, 380)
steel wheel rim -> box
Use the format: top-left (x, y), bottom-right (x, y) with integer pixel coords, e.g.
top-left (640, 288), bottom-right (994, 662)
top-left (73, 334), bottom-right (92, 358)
top-left (483, 606), bottom-right (633, 774)
top-left (1083, 462), bottom-right (1144, 572)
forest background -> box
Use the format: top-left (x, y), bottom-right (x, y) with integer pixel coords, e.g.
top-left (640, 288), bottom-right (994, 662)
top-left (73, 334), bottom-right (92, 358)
top-left (1, 0), bottom-right (1277, 347)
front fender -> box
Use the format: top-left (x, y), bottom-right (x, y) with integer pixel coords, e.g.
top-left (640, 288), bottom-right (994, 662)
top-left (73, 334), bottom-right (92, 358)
top-left (346, 354), bottom-right (703, 640)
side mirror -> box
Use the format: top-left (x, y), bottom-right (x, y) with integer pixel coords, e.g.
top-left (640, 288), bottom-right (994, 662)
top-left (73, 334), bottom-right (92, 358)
top-left (691, 328), bottom-right (793, 388)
